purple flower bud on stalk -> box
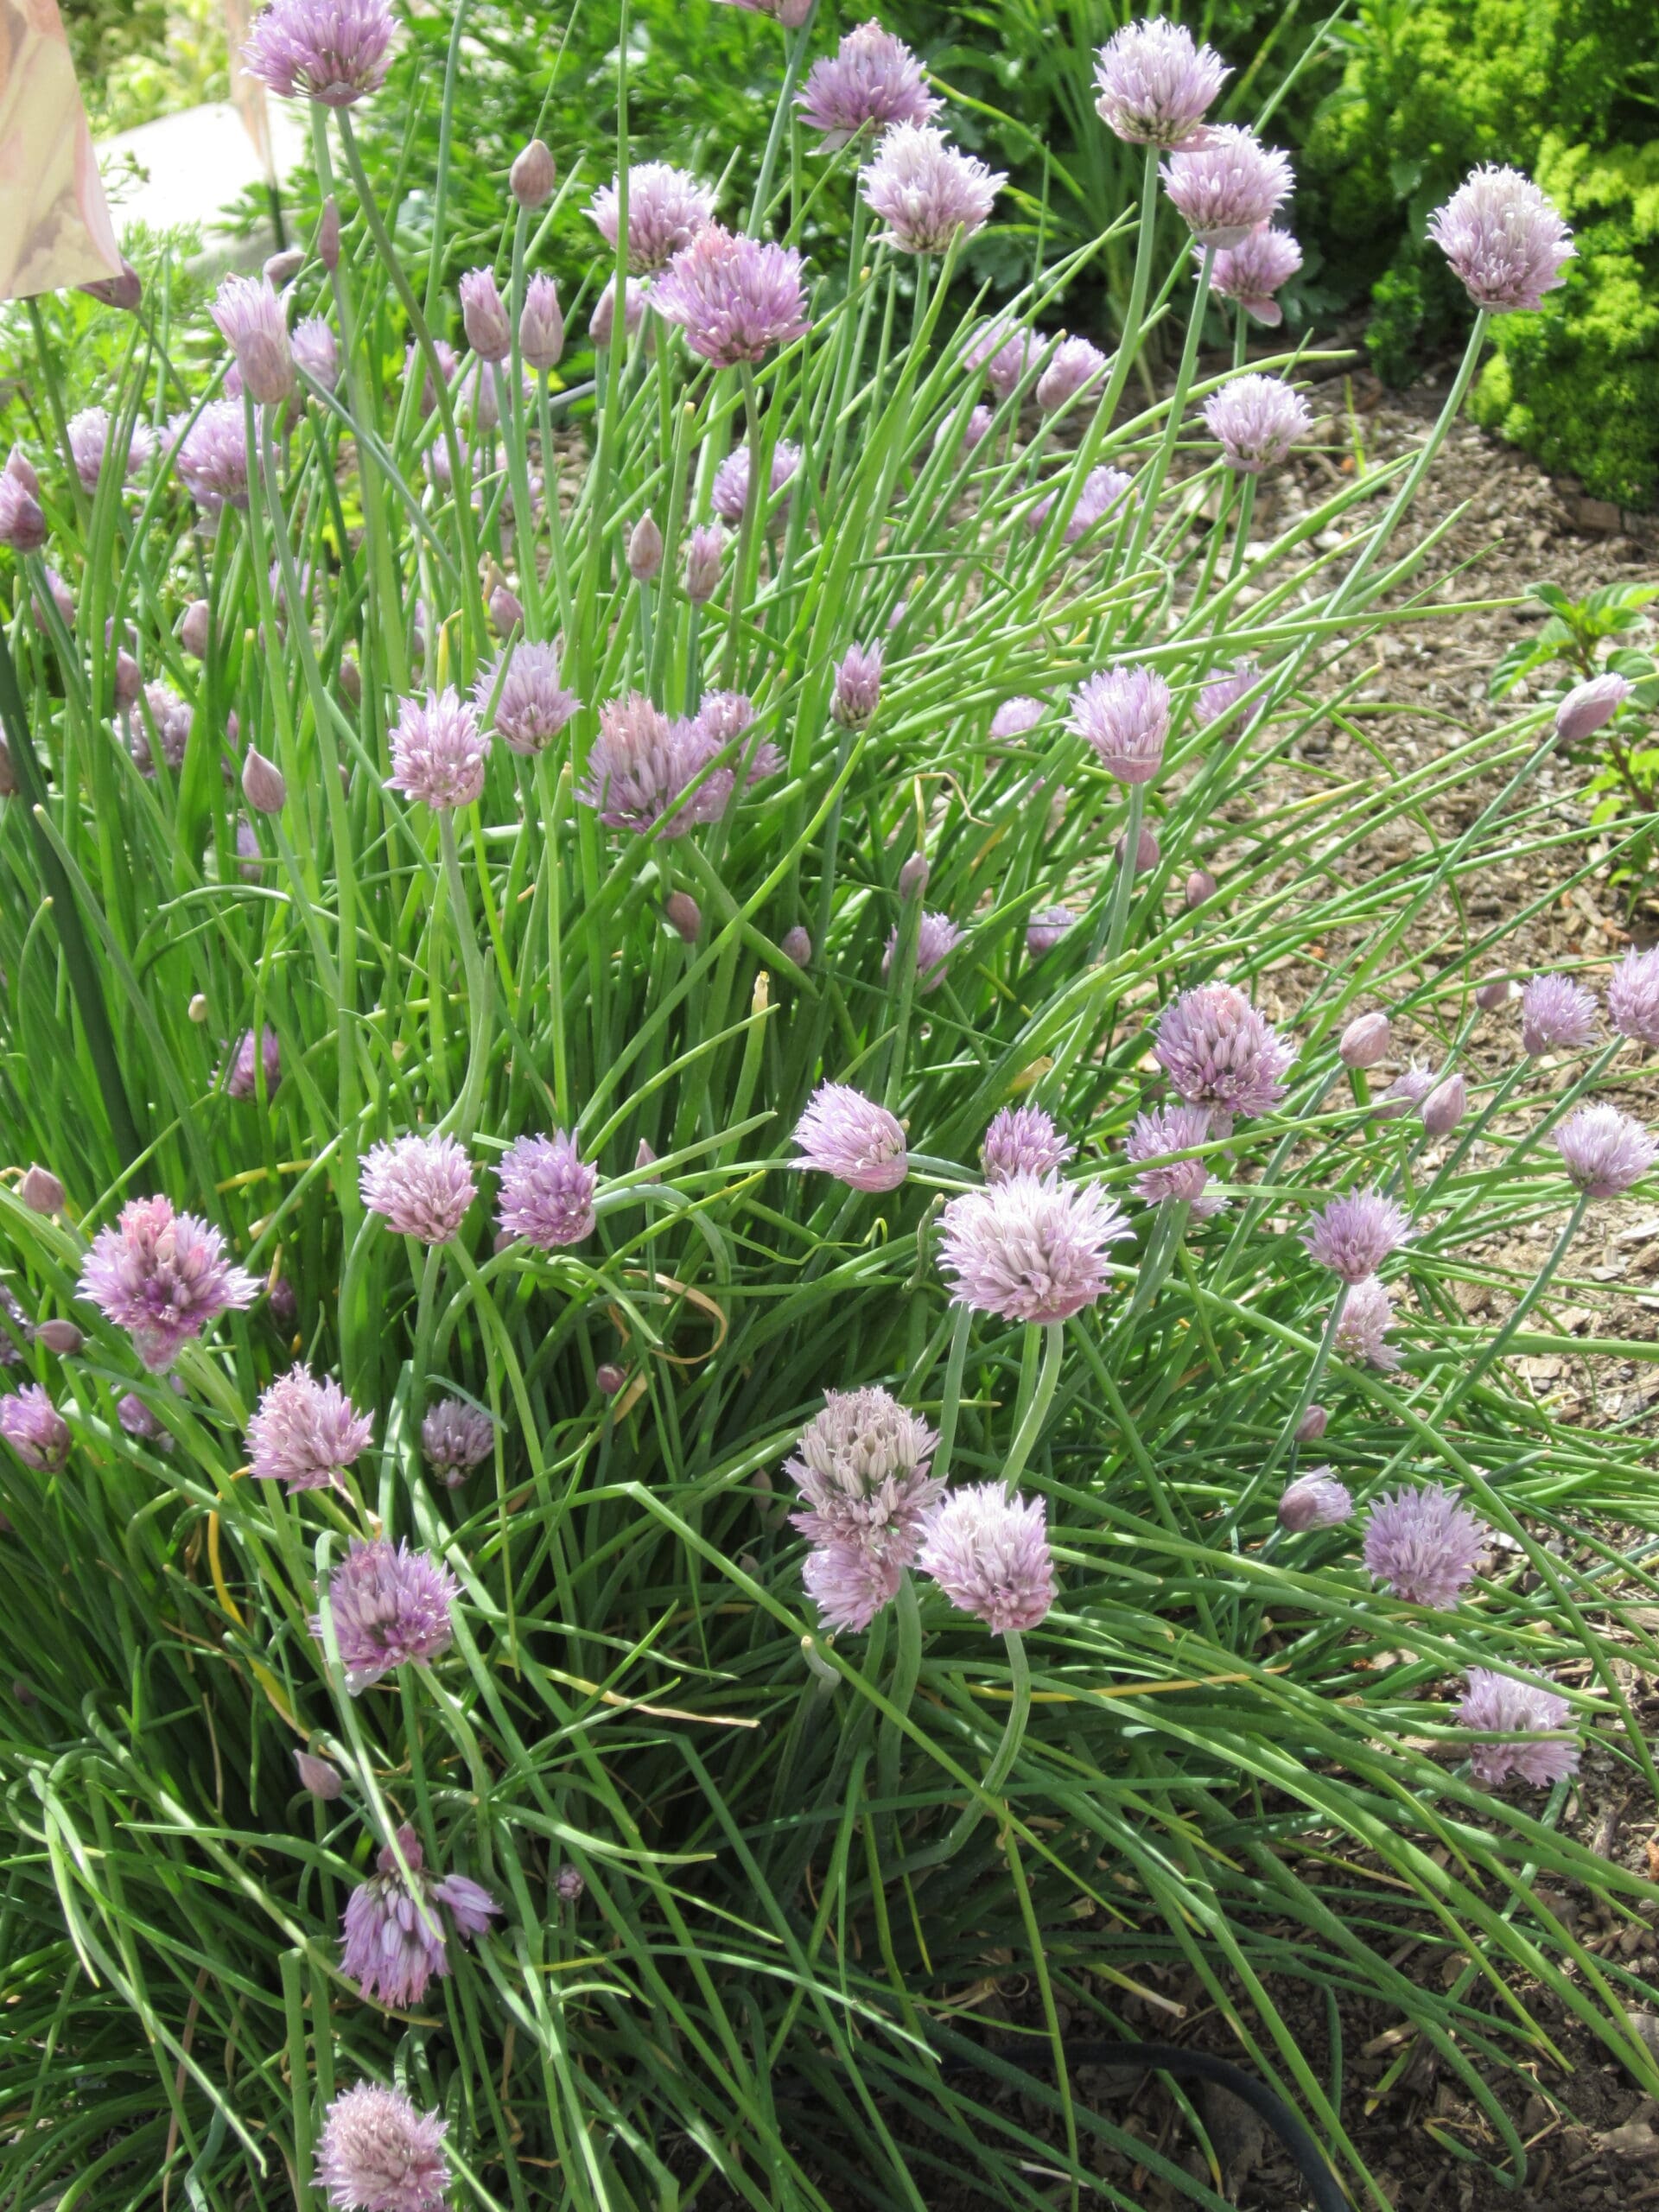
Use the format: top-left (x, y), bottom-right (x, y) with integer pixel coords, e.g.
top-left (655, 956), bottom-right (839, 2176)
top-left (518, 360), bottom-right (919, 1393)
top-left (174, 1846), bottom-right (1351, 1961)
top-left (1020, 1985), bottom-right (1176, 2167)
top-left (786, 1386), bottom-right (942, 1571)
top-left (917, 1484), bottom-right (1058, 1631)
top-left (236, 818), bottom-right (264, 881)
top-left (1185, 868), bottom-right (1218, 909)
top-left (487, 584), bottom-right (524, 636)
top-left (225, 1025), bottom-right (282, 1100)
top-left (804, 1539), bottom-right (903, 1631)
top-left (939, 1173), bottom-right (1130, 1322)
top-left (421, 1398), bottom-right (494, 1484)
top-left (459, 267), bottom-right (512, 363)
top-left (596, 1363), bottom-right (626, 1396)
top-left (292, 315), bottom-right (340, 391)
top-left (588, 278), bottom-right (648, 350)
top-left (1092, 18), bottom-right (1228, 148)
top-left (1029, 462), bottom-right (1136, 546)
top-left (897, 853), bottom-right (929, 900)
top-left (1608, 947), bottom-right (1659, 1046)
top-left (1115, 824), bottom-right (1161, 874)
top-left (652, 224), bottom-right (808, 366)
top-left (386, 688), bottom-right (491, 810)
top-left (473, 642), bottom-right (577, 756)
top-left (627, 512), bottom-right (664, 582)
top-left (1202, 373), bottom-right (1312, 473)
top-left (339, 652), bottom-right (362, 705)
top-left (683, 524), bottom-right (724, 603)
top-left (180, 600), bottom-right (212, 658)
top-left (1161, 126), bottom-right (1294, 250)
top-left (0, 454), bottom-right (46, 552)
top-left (1339, 1012), bottom-right (1391, 1069)
top-left (295, 1749), bottom-right (343, 1799)
top-left (1521, 974), bottom-right (1598, 1056)
top-left (360, 1135), bottom-right (476, 1244)
top-left (317, 197), bottom-right (340, 270)
top-left (1364, 1483), bottom-right (1488, 1609)
top-left (1427, 165), bottom-right (1574, 314)
top-left (966, 320), bottom-right (1041, 401)
top-left (1476, 977), bottom-right (1514, 1011)
top-left (1125, 1103), bottom-right (1224, 1217)
top-left (1027, 906), bottom-right (1074, 957)
top-left (794, 1083), bottom-right (908, 1192)
top-left (518, 273), bottom-right (564, 372)
top-left (1036, 336), bottom-right (1106, 412)
top-left (511, 137), bottom-right (556, 209)
top-left (269, 1277), bottom-right (298, 1331)
top-left (112, 650), bottom-right (141, 714)
top-left (79, 1196), bottom-right (257, 1370)
top-left (555, 1862), bottom-right (585, 1901)
top-left (1208, 223), bottom-right (1302, 325)
top-left (1333, 1273), bottom-right (1401, 1370)
top-left (247, 1366), bottom-right (374, 1491)
top-left (831, 642), bottom-right (883, 728)
top-left (782, 925), bottom-right (812, 966)
top-left (241, 0), bottom-right (395, 105)
top-left (713, 0), bottom-right (813, 24)
top-left (315, 2081), bottom-right (449, 2212)
top-left (1554, 1103), bottom-right (1657, 1198)
top-left (1294, 1403), bottom-right (1328, 1444)
top-left (1195, 659), bottom-right (1258, 731)
top-left (315, 1538), bottom-right (460, 1693)
top-left (1554, 671), bottom-right (1630, 745)
top-left (67, 406), bottom-right (155, 493)
top-left (1069, 665), bottom-right (1170, 783)
top-left (340, 1824), bottom-right (499, 2006)
top-left (0, 1386), bottom-right (70, 1471)
top-left (174, 401), bottom-right (251, 512)
top-left (990, 697), bottom-right (1046, 744)
top-left (496, 1130), bottom-right (597, 1249)
top-left (130, 679), bottom-right (194, 776)
top-left (212, 275), bottom-right (296, 405)
top-left (1454, 1669), bottom-right (1580, 1788)
top-left (883, 910), bottom-right (961, 995)
top-left (859, 124), bottom-right (1004, 253)
top-left (242, 747), bottom-right (287, 814)
top-left (117, 1388), bottom-right (175, 1438)
top-left (982, 1104), bottom-right (1075, 1184)
top-left (664, 890), bottom-right (702, 943)
top-left (405, 337), bottom-right (457, 416)
top-left (1156, 982), bottom-right (1294, 1121)
top-left (79, 257), bottom-right (143, 310)
top-left (589, 164), bottom-right (715, 276)
top-left (711, 440), bottom-right (801, 529)
top-left (1301, 1187), bottom-right (1411, 1283)
top-left (1278, 1469), bottom-right (1353, 1533)
top-left (18, 1164), bottom-right (65, 1215)
top-left (1420, 1071), bottom-right (1466, 1136)
top-left (1375, 1063), bottom-right (1434, 1121)
top-left (798, 20), bottom-right (941, 151)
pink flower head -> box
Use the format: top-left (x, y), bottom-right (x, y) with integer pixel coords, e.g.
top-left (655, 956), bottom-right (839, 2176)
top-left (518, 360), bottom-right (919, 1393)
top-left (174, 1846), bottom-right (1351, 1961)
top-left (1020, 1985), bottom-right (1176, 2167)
top-left (79, 1195), bottom-right (258, 1370)
top-left (883, 910), bottom-right (961, 995)
top-left (1036, 336), bottom-right (1106, 412)
top-left (588, 164), bottom-right (715, 276)
top-left (0, 451), bottom-right (46, 551)
top-left (1028, 463), bottom-right (1136, 546)
top-left (1521, 973), bottom-right (1598, 1056)
top-left (173, 402), bottom-right (251, 512)
top-left (458, 267), bottom-right (511, 362)
top-left (1375, 1063), bottom-right (1435, 1122)
top-left (404, 338), bottom-right (458, 416)
top-left (422, 1397), bottom-right (494, 1483)
top-left (794, 1083), bottom-right (908, 1192)
top-left (859, 124), bottom-right (1004, 254)
top-left (212, 275), bottom-right (295, 406)
top-left (315, 1537), bottom-right (460, 1692)
top-left (0, 1385), bottom-right (70, 1471)
top-left (67, 407), bottom-right (155, 493)
top-left (787, 1386), bottom-right (942, 1565)
top-left (967, 320), bottom-right (1039, 402)
top-left (315, 2081), bottom-right (450, 2212)
top-left (1162, 126), bottom-right (1293, 251)
top-left (474, 642), bottom-right (578, 756)
top-left (340, 1823), bottom-right (499, 2007)
top-left (225, 1025), bottom-right (282, 1100)
top-left (1427, 165), bottom-right (1573, 314)
top-left (386, 688), bottom-right (490, 810)
top-left (1195, 659), bottom-right (1257, 730)
top-left (1027, 906), bottom-right (1075, 957)
top-left (518, 273), bottom-right (565, 373)
top-left (1333, 1273), bottom-right (1401, 1370)
top-left (1608, 946), bottom-right (1659, 1046)
top-left (1125, 1103), bottom-right (1223, 1217)
top-left (1554, 1103), bottom-right (1657, 1198)
top-left (1068, 664), bottom-right (1169, 783)
top-left (1454, 1669), bottom-right (1580, 1789)
top-left (1300, 1187), bottom-right (1411, 1284)
top-left (1092, 18), bottom-right (1227, 148)
top-left (247, 1366), bottom-right (374, 1491)
top-left (132, 680), bottom-right (193, 775)
top-left (1363, 1483), bottom-right (1488, 1610)
top-left (684, 523), bottom-right (725, 602)
top-left (938, 1173), bottom-right (1129, 1322)
top-left (832, 642), bottom-right (883, 728)
top-left (359, 1134), bottom-right (478, 1243)
top-left (1277, 1469), bottom-right (1353, 1534)
top-left (990, 696), bottom-right (1047, 742)
top-left (242, 0), bottom-right (395, 106)
top-left (292, 315), bottom-right (340, 390)
top-left (803, 1540), bottom-right (904, 1632)
top-left (577, 692), bottom-right (706, 836)
top-left (1202, 373), bottom-right (1312, 473)
top-left (1555, 671), bottom-right (1630, 745)
top-left (1155, 982), bottom-right (1294, 1121)
top-left (496, 1130), bottom-right (597, 1248)
top-left (982, 1104), bottom-right (1075, 1184)
top-left (1208, 224), bottom-right (1302, 325)
top-left (712, 0), bottom-right (812, 24)
top-left (711, 438), bottom-right (801, 530)
top-left (652, 223), bottom-right (808, 366)
top-left (917, 1483), bottom-right (1057, 1632)
top-left (798, 20), bottom-right (942, 151)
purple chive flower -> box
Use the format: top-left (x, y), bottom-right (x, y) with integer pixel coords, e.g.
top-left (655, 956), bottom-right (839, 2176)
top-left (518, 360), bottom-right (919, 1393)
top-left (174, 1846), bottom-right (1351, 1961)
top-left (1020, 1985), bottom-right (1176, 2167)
top-left (684, 524), bottom-right (725, 602)
top-left (1068, 665), bottom-right (1170, 784)
top-left (458, 268), bottom-right (512, 364)
top-left (340, 1823), bottom-right (499, 2007)
top-left (422, 1398), bottom-right (494, 1484)
top-left (1608, 946), bottom-right (1659, 1046)
top-left (118, 1392), bottom-right (168, 1443)
top-left (1420, 1071), bottom-right (1466, 1137)
top-left (131, 681), bottom-right (193, 775)
top-left (782, 925), bottom-right (812, 966)
top-left (67, 407), bottom-right (156, 493)
top-left (652, 224), bottom-right (808, 367)
top-left (1555, 671), bottom-right (1630, 745)
top-left (19, 1164), bottom-right (65, 1216)
top-left (555, 1862), bottom-right (585, 1901)
top-left (859, 124), bottom-right (1004, 254)
top-left (991, 696), bottom-right (1047, 742)
top-left (1476, 977), bottom-right (1515, 1012)
top-left (386, 688), bottom-right (491, 810)
top-left (1092, 18), bottom-right (1227, 148)
top-left (577, 693), bottom-right (696, 836)
top-left (1339, 1012), bottom-right (1392, 1070)
top-left (1116, 823), bottom-right (1161, 875)
top-left (967, 320), bottom-right (1040, 401)
top-left (173, 402), bottom-right (251, 512)
top-left (0, 452), bottom-right (46, 551)
top-left (798, 20), bottom-right (942, 150)
top-left (1554, 1103), bottom-right (1657, 1198)
top-left (1202, 374), bottom-right (1312, 473)
top-left (1427, 165), bottom-right (1574, 314)
top-left (803, 1540), bottom-right (904, 1632)
top-left (1194, 659), bottom-right (1258, 730)
top-left (794, 1083), bottom-right (908, 1193)
top-left (627, 512), bottom-right (664, 582)
top-left (241, 0), bottom-right (395, 106)
top-left (512, 138), bottom-right (556, 210)
top-left (315, 2082), bottom-right (450, 2212)
top-left (247, 1366), bottom-right (374, 1491)
top-left (211, 275), bottom-right (295, 406)
top-left (1027, 906), bottom-right (1074, 957)
top-left (1294, 1403), bottom-right (1328, 1444)
top-left (1028, 462), bottom-right (1136, 545)
top-left (981, 1104), bottom-right (1076, 1184)
top-left (588, 164), bottom-right (714, 276)
top-left (883, 910), bottom-right (961, 995)
top-left (0, 1385), bottom-right (70, 1471)
top-left (1162, 126), bottom-right (1294, 251)
top-left (79, 1196), bottom-right (258, 1370)
top-left (1125, 1103), bottom-right (1224, 1217)
top-left (518, 274), bottom-right (565, 374)
top-left (1277, 1469), bottom-right (1353, 1534)
top-left (1454, 1669), bottom-right (1580, 1789)
top-left (1364, 1484), bottom-right (1489, 1609)
top-left (496, 1131), bottom-right (597, 1249)
top-left (359, 1135), bottom-right (478, 1243)
top-left (1375, 1063), bottom-right (1435, 1121)
top-left (292, 315), bottom-right (340, 390)
top-left (786, 1386), bottom-right (942, 1566)
top-left (938, 1173), bottom-right (1130, 1322)
top-left (225, 1025), bottom-right (282, 1100)
top-left (315, 1538), bottom-right (460, 1692)
top-left (1185, 868), bottom-right (1218, 908)
top-left (711, 439), bottom-right (802, 529)
top-left (917, 1484), bottom-right (1058, 1632)
top-left (1301, 1188), bottom-right (1411, 1284)
top-left (1521, 974), bottom-right (1598, 1056)
top-left (473, 643), bottom-right (578, 756)
top-left (1154, 983), bottom-right (1294, 1122)
top-left (1208, 223), bottom-right (1303, 325)
top-left (714, 0), bottom-right (814, 24)
top-left (1333, 1274), bottom-right (1401, 1370)
top-left (295, 1749), bottom-right (342, 1798)
top-left (831, 642), bottom-right (883, 728)
top-left (1036, 336), bottom-right (1106, 412)
top-left (404, 338), bottom-right (458, 416)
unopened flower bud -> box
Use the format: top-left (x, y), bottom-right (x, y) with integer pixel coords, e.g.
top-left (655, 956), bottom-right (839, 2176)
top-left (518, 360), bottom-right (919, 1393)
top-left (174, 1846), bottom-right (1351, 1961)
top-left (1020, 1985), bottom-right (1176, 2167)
top-left (1554, 672), bottom-right (1630, 746)
top-left (556, 1862), bottom-right (586, 1901)
top-left (1339, 1012), bottom-right (1390, 1069)
top-left (1185, 868), bottom-right (1217, 909)
top-left (1420, 1071), bottom-right (1466, 1136)
top-left (339, 652), bottom-right (362, 705)
top-left (1116, 823), bottom-right (1160, 874)
top-left (79, 258), bottom-right (143, 311)
top-left (511, 138), bottom-right (556, 210)
top-left (294, 1749), bottom-right (343, 1800)
top-left (782, 925), bottom-right (811, 966)
top-left (269, 1277), bottom-right (298, 1330)
top-left (1475, 976), bottom-right (1513, 1012)
top-left (242, 747), bottom-right (287, 815)
top-left (180, 600), bottom-right (212, 658)
top-left (1277, 1469), bottom-right (1354, 1533)
top-left (113, 650), bottom-right (141, 712)
top-left (899, 854), bottom-right (929, 899)
top-left (627, 512), bottom-right (664, 582)
top-left (683, 523), bottom-right (724, 604)
top-left (634, 1138), bottom-right (658, 1169)
top-left (596, 1363), bottom-right (626, 1395)
top-left (460, 268), bottom-right (512, 363)
top-left (35, 1319), bottom-right (82, 1355)
top-left (488, 583), bottom-right (524, 635)
top-left (589, 276), bottom-right (647, 349)
top-left (664, 890), bottom-right (702, 944)
top-left (318, 198), bottom-right (340, 273)
top-left (188, 993), bottom-right (209, 1021)
top-left (519, 273), bottom-right (565, 372)
top-left (18, 1165), bottom-right (64, 1215)
top-left (1294, 1403), bottom-right (1328, 1445)
top-left (264, 246), bottom-right (305, 289)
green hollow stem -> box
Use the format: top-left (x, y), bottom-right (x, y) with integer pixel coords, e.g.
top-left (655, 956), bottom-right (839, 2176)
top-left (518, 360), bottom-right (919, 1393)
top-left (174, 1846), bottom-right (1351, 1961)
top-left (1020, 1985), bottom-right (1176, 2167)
top-left (438, 810), bottom-right (493, 1141)
top-left (1260, 1281), bottom-right (1350, 1491)
top-left (1115, 1196), bottom-right (1192, 1353)
top-left (725, 365), bottom-right (766, 689)
top-left (747, 0), bottom-right (819, 233)
top-left (1125, 244), bottom-right (1214, 570)
top-left (1092, 778), bottom-right (1146, 965)
top-left (1440, 1192), bottom-right (1592, 1420)
top-left (906, 1630), bottom-right (1032, 1875)
top-left (1001, 1319), bottom-right (1065, 1497)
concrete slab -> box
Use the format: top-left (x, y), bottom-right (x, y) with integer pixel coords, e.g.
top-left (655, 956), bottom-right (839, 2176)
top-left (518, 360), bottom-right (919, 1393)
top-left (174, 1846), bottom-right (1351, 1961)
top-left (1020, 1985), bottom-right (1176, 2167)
top-left (97, 99), bottom-right (308, 269)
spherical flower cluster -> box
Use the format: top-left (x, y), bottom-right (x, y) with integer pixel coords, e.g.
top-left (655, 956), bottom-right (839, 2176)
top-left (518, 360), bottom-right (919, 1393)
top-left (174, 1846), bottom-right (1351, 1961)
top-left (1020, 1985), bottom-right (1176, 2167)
top-left (315, 2080), bottom-right (450, 2212)
top-left (1092, 18), bottom-right (1227, 148)
top-left (652, 224), bottom-right (808, 367)
top-left (1036, 336), bottom-right (1106, 412)
top-left (292, 314), bottom-right (340, 389)
top-left (967, 321), bottom-right (1039, 402)
top-left (787, 1385), bottom-right (943, 1596)
top-left (0, 448), bottom-right (45, 551)
top-left (1162, 126), bottom-right (1293, 251)
top-left (1554, 1103), bottom-right (1657, 1198)
top-left (982, 1104), bottom-right (1075, 1184)
top-left (1300, 1187), bottom-right (1411, 1284)
top-left (247, 1366), bottom-right (374, 1491)
top-left (793, 1083), bottom-right (908, 1193)
top-left (315, 1538), bottom-right (460, 1693)
top-left (1427, 164), bottom-right (1573, 314)
top-left (1209, 223), bottom-right (1302, 325)
top-left (79, 1195), bottom-right (258, 1370)
top-left (496, 1130), bottom-right (597, 1248)
top-left (1375, 1063), bottom-right (1435, 1121)
top-left (473, 642), bottom-right (578, 756)
top-left (211, 275), bottom-right (295, 406)
top-left (1068, 665), bottom-right (1170, 783)
top-left (225, 1025), bottom-right (282, 1100)
top-left (0, 1385), bottom-right (71, 1471)
top-left (422, 1398), bottom-right (495, 1484)
top-left (1608, 946), bottom-right (1659, 1046)
top-left (340, 1824), bottom-right (499, 2007)
top-left (67, 407), bottom-right (155, 493)
top-left (458, 268), bottom-right (511, 362)
top-left (1027, 906), bottom-right (1074, 957)
top-left (803, 1541), bottom-right (903, 1632)
top-left (588, 164), bottom-right (715, 276)
top-left (798, 20), bottom-right (941, 151)
top-left (1277, 1470), bottom-right (1353, 1534)
top-left (1202, 373), bottom-right (1312, 473)
top-left (1453, 1669), bottom-right (1580, 1788)
top-left (242, 0), bottom-right (394, 105)
top-left (831, 642), bottom-right (883, 728)
top-left (883, 910), bottom-right (961, 995)
top-left (577, 689), bottom-right (776, 836)
top-left (1125, 1103), bottom-right (1224, 1217)
top-left (938, 1173), bottom-right (1130, 1323)
top-left (683, 523), bottom-right (724, 602)
top-left (1364, 1484), bottom-right (1488, 1608)
top-left (1194, 659), bottom-right (1257, 730)
top-left (1029, 463), bottom-right (1136, 548)
top-left (990, 696), bottom-right (1047, 743)
top-left (859, 124), bottom-right (1004, 254)
top-left (360, 1134), bottom-right (478, 1243)
top-left (172, 402), bottom-right (251, 512)
top-left (132, 681), bottom-right (194, 775)
top-left (1333, 1273), bottom-right (1401, 1370)
top-left (385, 688), bottom-right (491, 810)
top-left (1521, 973), bottom-right (1598, 1056)
top-left (1154, 982), bottom-right (1294, 1122)
top-left (711, 439), bottom-right (801, 529)
top-left (917, 1484), bottom-right (1057, 1632)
